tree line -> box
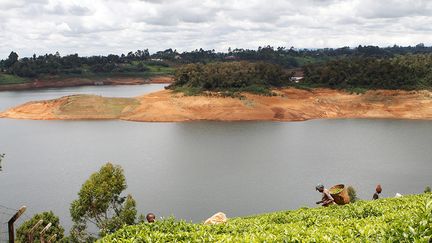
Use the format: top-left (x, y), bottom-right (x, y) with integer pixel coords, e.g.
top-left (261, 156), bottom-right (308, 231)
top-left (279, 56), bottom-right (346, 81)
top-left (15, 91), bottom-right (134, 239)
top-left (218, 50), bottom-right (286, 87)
top-left (169, 61), bottom-right (293, 95)
top-left (2, 44), bottom-right (432, 79)
top-left (302, 54), bottom-right (432, 90)
top-left (170, 54), bottom-right (432, 94)
top-left (0, 51), bottom-right (155, 78)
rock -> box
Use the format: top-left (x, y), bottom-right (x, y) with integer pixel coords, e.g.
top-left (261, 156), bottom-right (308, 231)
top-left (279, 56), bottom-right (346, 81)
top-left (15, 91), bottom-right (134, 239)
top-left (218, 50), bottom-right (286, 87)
top-left (395, 193), bottom-right (403, 198)
top-left (204, 212), bottom-right (227, 225)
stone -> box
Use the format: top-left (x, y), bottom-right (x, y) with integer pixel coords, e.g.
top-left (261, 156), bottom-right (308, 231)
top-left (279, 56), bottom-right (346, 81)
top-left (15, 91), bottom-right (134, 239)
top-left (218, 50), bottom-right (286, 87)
top-left (204, 212), bottom-right (227, 225)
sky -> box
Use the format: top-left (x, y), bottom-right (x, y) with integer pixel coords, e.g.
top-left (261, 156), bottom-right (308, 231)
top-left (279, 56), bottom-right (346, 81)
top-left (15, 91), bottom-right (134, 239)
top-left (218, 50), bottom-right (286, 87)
top-left (1, 0), bottom-right (432, 58)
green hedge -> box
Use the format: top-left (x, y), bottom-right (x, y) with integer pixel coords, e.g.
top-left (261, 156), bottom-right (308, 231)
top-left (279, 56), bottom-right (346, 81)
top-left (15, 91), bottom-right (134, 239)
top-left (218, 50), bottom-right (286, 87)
top-left (101, 193), bottom-right (432, 242)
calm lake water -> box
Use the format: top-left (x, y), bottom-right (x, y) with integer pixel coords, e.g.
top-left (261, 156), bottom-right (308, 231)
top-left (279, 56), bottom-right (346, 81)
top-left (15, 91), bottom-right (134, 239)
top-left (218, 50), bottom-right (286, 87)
top-left (0, 85), bottom-right (431, 233)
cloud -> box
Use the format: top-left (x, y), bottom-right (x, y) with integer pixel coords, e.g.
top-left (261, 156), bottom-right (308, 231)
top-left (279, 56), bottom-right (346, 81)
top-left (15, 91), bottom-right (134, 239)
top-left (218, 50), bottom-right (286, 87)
top-left (355, 0), bottom-right (432, 19)
top-left (0, 0), bottom-right (431, 58)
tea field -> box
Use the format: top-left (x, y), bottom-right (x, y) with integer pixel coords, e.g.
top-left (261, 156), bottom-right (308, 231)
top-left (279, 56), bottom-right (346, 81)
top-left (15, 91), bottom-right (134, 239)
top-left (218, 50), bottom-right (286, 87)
top-left (101, 193), bottom-right (432, 242)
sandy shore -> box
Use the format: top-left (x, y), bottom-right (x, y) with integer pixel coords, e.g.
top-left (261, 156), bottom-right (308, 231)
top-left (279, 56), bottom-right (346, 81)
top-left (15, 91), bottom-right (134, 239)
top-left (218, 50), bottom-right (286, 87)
top-left (1, 88), bottom-right (432, 122)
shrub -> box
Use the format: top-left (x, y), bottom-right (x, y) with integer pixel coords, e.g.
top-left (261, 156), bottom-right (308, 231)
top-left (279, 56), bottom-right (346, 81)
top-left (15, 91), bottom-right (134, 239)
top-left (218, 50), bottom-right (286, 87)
top-left (347, 186), bottom-right (359, 203)
top-left (16, 211), bottom-right (65, 243)
top-left (425, 186), bottom-right (431, 193)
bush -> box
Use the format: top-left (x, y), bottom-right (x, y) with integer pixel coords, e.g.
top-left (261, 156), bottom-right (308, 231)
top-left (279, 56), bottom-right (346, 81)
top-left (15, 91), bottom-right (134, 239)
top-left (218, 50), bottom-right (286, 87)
top-left (425, 186), bottom-right (431, 193)
top-left (103, 194), bottom-right (432, 242)
top-left (347, 186), bottom-right (359, 203)
top-left (16, 211), bottom-right (64, 243)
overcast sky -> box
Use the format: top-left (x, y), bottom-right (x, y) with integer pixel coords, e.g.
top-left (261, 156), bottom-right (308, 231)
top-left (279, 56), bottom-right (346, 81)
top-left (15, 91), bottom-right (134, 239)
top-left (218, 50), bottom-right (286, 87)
top-left (1, 0), bottom-right (432, 58)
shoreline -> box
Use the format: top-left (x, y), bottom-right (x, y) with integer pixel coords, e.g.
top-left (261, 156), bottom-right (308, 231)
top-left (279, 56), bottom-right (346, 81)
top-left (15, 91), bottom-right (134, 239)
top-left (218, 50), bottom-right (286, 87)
top-left (0, 75), bottom-right (173, 91)
top-left (1, 88), bottom-right (432, 122)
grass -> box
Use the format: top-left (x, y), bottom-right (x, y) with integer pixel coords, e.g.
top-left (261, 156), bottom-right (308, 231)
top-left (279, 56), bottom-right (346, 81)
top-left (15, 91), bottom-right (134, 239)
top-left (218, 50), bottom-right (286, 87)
top-left (54, 95), bottom-right (139, 118)
top-left (101, 193), bottom-right (432, 242)
top-left (0, 73), bottom-right (30, 85)
top-left (171, 84), bottom-right (276, 98)
top-left (146, 64), bottom-right (175, 75)
top-left (346, 87), bottom-right (368, 94)
top-left (172, 86), bottom-right (203, 96)
top-left (290, 82), bottom-right (371, 94)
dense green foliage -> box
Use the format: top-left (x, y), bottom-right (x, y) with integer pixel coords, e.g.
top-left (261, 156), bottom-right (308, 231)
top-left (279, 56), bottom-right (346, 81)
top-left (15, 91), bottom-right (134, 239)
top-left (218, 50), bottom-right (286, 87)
top-left (2, 44), bottom-right (432, 85)
top-left (169, 61), bottom-right (292, 95)
top-left (102, 194), bottom-right (432, 242)
top-left (303, 54), bottom-right (432, 90)
top-left (16, 211), bottom-right (65, 243)
top-left (0, 51), bottom-right (173, 84)
top-left (70, 163), bottom-right (137, 242)
top-left (129, 44), bottom-right (432, 67)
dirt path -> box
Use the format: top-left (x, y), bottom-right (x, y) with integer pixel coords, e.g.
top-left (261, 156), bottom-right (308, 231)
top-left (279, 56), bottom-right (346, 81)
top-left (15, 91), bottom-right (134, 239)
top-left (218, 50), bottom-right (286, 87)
top-left (1, 88), bottom-right (432, 122)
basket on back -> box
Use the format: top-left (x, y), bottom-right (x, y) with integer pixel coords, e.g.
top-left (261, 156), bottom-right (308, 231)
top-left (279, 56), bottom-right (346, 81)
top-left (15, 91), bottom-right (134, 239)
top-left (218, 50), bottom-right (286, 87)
top-left (329, 184), bottom-right (350, 205)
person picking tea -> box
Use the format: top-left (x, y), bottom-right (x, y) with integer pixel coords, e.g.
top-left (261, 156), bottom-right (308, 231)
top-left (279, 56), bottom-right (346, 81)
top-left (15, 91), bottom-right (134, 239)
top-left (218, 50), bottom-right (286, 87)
top-left (315, 183), bottom-right (336, 206)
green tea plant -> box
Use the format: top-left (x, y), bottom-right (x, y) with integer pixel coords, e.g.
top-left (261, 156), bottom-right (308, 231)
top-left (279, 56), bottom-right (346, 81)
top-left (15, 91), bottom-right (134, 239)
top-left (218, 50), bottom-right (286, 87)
top-left (101, 194), bottom-right (432, 242)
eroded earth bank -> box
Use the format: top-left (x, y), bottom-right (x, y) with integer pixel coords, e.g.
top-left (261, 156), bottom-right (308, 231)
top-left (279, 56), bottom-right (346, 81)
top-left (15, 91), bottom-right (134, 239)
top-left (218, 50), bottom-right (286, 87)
top-left (1, 88), bottom-right (432, 122)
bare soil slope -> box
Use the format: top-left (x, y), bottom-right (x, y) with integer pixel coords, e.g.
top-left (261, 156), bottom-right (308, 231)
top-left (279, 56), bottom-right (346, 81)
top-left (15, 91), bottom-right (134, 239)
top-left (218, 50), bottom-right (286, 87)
top-left (1, 88), bottom-right (432, 122)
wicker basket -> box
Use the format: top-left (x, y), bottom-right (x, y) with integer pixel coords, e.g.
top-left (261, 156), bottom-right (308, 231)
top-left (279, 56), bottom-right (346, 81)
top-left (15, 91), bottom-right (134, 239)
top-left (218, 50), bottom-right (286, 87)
top-left (330, 184), bottom-right (350, 205)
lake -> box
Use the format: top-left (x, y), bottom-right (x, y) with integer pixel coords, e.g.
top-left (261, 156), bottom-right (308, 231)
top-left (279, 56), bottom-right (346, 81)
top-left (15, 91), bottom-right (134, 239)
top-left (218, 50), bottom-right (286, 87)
top-left (0, 84), bottom-right (431, 234)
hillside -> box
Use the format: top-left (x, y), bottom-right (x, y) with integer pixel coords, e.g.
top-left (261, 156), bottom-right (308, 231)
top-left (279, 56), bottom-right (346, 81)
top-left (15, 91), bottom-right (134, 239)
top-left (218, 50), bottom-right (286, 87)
top-left (2, 88), bottom-right (432, 122)
top-left (100, 194), bottom-right (432, 242)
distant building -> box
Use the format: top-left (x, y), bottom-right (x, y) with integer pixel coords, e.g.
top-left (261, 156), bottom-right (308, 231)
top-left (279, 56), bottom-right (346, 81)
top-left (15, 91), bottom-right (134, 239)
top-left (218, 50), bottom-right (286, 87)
top-left (224, 55), bottom-right (238, 60)
top-left (290, 77), bottom-right (304, 83)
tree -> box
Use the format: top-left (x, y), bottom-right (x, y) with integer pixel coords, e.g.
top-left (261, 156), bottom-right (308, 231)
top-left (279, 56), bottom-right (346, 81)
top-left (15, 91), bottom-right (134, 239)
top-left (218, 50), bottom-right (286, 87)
top-left (4, 51), bottom-right (18, 68)
top-left (70, 163), bottom-right (137, 241)
top-left (16, 211), bottom-right (65, 243)
top-left (0, 153), bottom-right (4, 171)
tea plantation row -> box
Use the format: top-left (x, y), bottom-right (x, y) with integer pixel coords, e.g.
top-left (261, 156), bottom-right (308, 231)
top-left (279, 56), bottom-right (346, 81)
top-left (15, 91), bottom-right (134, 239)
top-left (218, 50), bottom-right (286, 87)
top-left (101, 194), bottom-right (432, 242)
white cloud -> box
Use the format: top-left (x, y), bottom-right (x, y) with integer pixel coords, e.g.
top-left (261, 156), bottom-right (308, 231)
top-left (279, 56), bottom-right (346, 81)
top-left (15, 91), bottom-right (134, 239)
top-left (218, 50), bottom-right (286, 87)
top-left (0, 0), bottom-right (431, 58)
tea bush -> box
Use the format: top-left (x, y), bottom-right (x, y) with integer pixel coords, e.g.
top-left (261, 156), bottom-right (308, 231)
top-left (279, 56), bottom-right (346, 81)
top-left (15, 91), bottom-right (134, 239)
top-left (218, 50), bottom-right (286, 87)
top-left (101, 194), bottom-right (431, 242)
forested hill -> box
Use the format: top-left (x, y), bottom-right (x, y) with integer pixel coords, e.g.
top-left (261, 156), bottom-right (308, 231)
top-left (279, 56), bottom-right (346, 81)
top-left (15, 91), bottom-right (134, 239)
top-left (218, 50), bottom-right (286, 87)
top-left (2, 44), bottom-right (432, 90)
top-left (303, 54), bottom-right (432, 90)
top-left (2, 44), bottom-right (432, 79)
